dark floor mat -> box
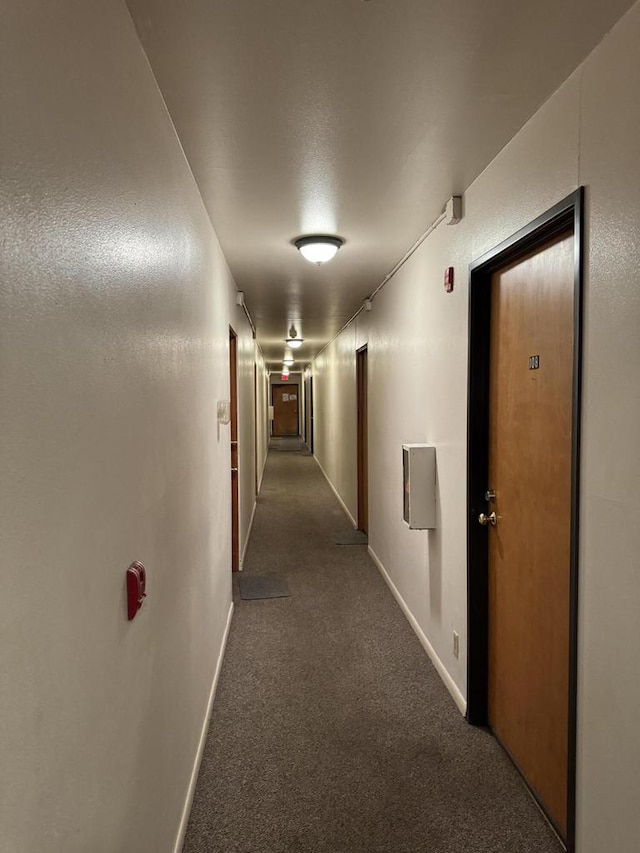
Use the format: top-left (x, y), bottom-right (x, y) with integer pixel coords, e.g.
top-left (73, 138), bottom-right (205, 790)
top-left (238, 573), bottom-right (290, 600)
top-left (333, 529), bottom-right (368, 545)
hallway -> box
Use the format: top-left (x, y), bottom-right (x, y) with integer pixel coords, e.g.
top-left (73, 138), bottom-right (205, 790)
top-left (183, 444), bottom-right (561, 853)
top-left (3, 3), bottom-right (640, 849)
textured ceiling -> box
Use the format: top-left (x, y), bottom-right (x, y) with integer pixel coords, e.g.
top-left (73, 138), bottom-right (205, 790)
top-left (126, 0), bottom-right (632, 367)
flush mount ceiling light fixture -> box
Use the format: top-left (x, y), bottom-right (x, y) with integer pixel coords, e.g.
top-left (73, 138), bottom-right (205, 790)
top-left (294, 235), bottom-right (344, 265)
top-left (283, 350), bottom-right (294, 366)
top-left (285, 324), bottom-right (304, 349)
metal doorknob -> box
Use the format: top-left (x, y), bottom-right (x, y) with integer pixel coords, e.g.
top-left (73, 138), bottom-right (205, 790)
top-left (478, 511), bottom-right (497, 527)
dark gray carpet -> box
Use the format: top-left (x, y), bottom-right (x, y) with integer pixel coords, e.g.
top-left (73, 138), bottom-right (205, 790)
top-left (269, 437), bottom-right (310, 453)
top-left (333, 529), bottom-right (368, 545)
top-left (183, 451), bottom-right (562, 853)
top-left (238, 573), bottom-right (290, 601)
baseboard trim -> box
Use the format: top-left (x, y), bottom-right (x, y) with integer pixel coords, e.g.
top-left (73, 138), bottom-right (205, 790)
top-left (172, 601), bottom-right (234, 853)
top-left (368, 545), bottom-right (467, 717)
top-left (313, 454), bottom-right (358, 528)
top-left (240, 500), bottom-right (258, 570)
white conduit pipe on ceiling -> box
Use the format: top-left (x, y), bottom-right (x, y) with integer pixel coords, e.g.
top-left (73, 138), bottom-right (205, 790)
top-left (314, 210), bottom-right (447, 359)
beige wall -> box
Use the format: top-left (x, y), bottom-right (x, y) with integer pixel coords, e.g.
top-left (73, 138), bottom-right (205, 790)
top-left (255, 347), bottom-right (269, 490)
top-left (230, 304), bottom-right (269, 568)
top-left (312, 3), bottom-right (640, 849)
top-left (0, 2), bottom-right (257, 851)
top-left (313, 325), bottom-right (358, 524)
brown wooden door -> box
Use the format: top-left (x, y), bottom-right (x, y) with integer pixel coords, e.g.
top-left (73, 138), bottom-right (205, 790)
top-left (229, 329), bottom-right (239, 573)
top-left (272, 384), bottom-right (299, 436)
top-left (357, 347), bottom-right (368, 532)
top-left (487, 230), bottom-right (574, 838)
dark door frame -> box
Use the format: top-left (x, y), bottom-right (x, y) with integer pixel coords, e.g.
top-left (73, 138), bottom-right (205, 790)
top-left (356, 345), bottom-right (368, 532)
top-left (304, 375), bottom-right (308, 445)
top-left (229, 327), bottom-right (239, 573)
top-left (309, 376), bottom-right (314, 453)
top-left (466, 188), bottom-right (584, 851)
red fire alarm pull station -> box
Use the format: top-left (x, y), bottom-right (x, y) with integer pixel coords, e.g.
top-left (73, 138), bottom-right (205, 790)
top-left (444, 267), bottom-right (454, 293)
top-left (127, 561), bottom-right (146, 621)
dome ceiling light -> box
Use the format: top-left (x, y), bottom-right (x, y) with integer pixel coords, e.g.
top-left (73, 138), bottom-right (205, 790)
top-left (285, 324), bottom-right (304, 349)
top-left (294, 235), bottom-right (344, 265)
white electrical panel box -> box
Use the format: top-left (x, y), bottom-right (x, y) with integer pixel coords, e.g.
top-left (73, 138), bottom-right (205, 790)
top-left (402, 444), bottom-right (436, 529)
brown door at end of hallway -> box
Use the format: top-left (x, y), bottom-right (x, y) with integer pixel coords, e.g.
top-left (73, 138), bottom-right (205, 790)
top-left (357, 346), bottom-right (368, 533)
top-left (229, 328), bottom-right (239, 573)
top-left (487, 229), bottom-right (574, 839)
top-left (272, 384), bottom-right (299, 436)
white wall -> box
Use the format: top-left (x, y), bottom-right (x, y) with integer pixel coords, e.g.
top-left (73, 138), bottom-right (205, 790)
top-left (573, 12), bottom-right (640, 851)
top-left (313, 325), bottom-right (358, 524)
top-left (312, 4), bottom-right (640, 849)
top-left (255, 347), bottom-right (269, 490)
top-left (229, 306), bottom-right (268, 567)
top-left (0, 2), bottom-right (254, 851)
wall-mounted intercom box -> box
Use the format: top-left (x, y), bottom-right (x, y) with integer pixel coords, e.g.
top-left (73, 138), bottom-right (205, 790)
top-left (402, 444), bottom-right (436, 529)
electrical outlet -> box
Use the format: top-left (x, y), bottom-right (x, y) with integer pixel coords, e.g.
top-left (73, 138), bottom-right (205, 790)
top-left (453, 631), bottom-right (459, 659)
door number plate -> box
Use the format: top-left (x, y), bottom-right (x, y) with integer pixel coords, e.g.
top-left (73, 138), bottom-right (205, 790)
top-left (529, 355), bottom-right (540, 370)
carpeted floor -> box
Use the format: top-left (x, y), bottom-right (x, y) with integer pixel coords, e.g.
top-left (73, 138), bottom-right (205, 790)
top-left (268, 436), bottom-right (312, 454)
top-left (182, 448), bottom-right (562, 853)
